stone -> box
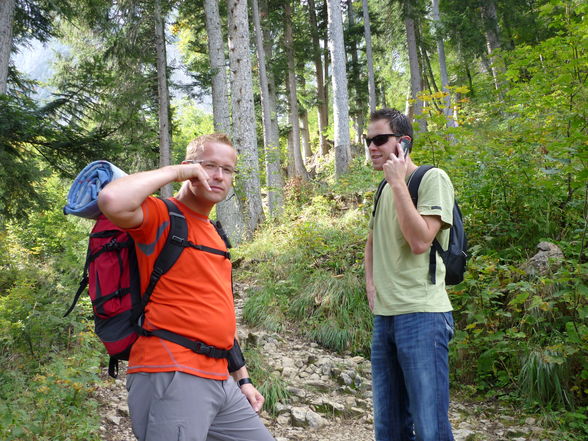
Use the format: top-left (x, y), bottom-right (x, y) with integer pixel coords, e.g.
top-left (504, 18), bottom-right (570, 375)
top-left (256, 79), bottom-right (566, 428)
top-left (348, 407), bottom-right (365, 417)
top-left (522, 242), bottom-right (564, 275)
top-left (304, 379), bottom-right (331, 392)
top-left (117, 403), bottom-right (129, 416)
top-left (305, 409), bottom-right (327, 428)
top-left (281, 367), bottom-right (295, 378)
top-left (338, 371), bottom-right (354, 386)
top-left (106, 414), bottom-right (121, 425)
top-left (319, 399), bottom-right (345, 414)
top-left (246, 331), bottom-right (259, 346)
top-left (290, 407), bottom-right (308, 427)
top-left (276, 414), bottom-right (291, 426)
top-left (452, 428), bottom-right (475, 440)
top-left (287, 386), bottom-right (307, 398)
top-left (344, 396), bottom-right (356, 407)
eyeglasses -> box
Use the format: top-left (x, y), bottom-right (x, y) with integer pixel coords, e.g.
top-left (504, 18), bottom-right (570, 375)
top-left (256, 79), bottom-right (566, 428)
top-left (186, 160), bottom-right (238, 177)
top-left (364, 133), bottom-right (402, 147)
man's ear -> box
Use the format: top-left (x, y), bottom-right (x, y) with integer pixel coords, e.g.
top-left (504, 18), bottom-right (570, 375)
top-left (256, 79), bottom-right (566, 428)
top-left (400, 136), bottom-right (412, 154)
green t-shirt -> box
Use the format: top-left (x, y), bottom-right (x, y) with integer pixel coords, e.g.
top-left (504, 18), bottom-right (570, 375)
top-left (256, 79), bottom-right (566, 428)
top-left (369, 167), bottom-right (454, 316)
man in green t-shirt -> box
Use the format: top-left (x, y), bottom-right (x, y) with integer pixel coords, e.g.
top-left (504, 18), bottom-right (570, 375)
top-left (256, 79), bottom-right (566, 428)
top-left (364, 108), bottom-right (455, 441)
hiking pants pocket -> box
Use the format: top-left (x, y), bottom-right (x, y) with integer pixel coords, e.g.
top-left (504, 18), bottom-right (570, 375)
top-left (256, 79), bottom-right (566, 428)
top-left (146, 422), bottom-right (185, 441)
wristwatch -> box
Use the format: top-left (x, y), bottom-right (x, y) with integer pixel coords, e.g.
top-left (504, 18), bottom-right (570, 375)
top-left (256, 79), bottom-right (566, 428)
top-left (237, 377), bottom-right (253, 388)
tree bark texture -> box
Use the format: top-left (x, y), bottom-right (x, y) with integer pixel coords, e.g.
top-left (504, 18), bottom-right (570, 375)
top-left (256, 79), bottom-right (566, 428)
top-left (154, 0), bottom-right (172, 198)
top-left (204, 0), bottom-right (231, 133)
top-left (404, 3), bottom-right (426, 132)
top-left (431, 0), bottom-right (456, 126)
top-left (252, 0), bottom-right (284, 217)
top-left (307, 0), bottom-right (329, 156)
top-left (260, 0), bottom-right (280, 160)
top-left (347, 0), bottom-right (362, 149)
top-left (327, 0), bottom-right (350, 178)
top-left (0, 0), bottom-right (16, 95)
top-left (204, 0), bottom-right (243, 244)
top-left (227, 0), bottom-right (265, 236)
top-left (362, 0), bottom-right (377, 115)
top-left (284, 0), bottom-right (309, 180)
top-left (481, 0), bottom-right (502, 90)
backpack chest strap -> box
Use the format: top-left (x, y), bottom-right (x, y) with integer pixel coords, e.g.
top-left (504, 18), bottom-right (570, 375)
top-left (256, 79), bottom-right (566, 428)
top-left (170, 235), bottom-right (231, 259)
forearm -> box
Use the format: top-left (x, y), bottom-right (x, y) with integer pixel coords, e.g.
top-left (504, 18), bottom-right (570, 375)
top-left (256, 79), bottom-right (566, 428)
top-left (365, 232), bottom-right (375, 290)
top-left (230, 365), bottom-right (250, 382)
top-left (390, 181), bottom-right (436, 254)
top-left (98, 165), bottom-right (180, 227)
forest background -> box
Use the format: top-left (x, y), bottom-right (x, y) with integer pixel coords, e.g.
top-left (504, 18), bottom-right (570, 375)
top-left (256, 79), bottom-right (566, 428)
top-left (0, 0), bottom-right (586, 439)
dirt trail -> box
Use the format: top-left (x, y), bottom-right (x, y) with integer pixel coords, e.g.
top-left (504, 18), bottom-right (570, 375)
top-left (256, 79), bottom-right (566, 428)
top-left (96, 284), bottom-right (553, 441)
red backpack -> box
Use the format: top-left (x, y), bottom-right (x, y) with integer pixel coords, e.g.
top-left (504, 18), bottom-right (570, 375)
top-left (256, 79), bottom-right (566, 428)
top-left (65, 199), bottom-right (235, 377)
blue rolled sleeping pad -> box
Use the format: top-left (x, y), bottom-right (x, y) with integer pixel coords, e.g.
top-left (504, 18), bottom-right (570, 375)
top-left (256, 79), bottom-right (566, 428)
top-left (63, 160), bottom-right (127, 219)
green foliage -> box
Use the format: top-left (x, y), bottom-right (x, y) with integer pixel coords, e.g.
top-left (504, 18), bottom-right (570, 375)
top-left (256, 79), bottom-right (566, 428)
top-left (0, 94), bottom-right (118, 221)
top-left (0, 335), bottom-right (103, 441)
top-left (172, 99), bottom-right (215, 163)
top-left (450, 255), bottom-right (588, 410)
top-left (0, 175), bottom-right (104, 440)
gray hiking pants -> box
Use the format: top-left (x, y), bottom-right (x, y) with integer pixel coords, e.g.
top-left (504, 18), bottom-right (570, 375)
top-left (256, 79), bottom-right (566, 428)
top-left (126, 371), bottom-right (275, 441)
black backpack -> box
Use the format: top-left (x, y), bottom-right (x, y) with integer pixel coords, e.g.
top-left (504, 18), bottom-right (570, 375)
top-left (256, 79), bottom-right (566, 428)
top-left (372, 165), bottom-right (468, 285)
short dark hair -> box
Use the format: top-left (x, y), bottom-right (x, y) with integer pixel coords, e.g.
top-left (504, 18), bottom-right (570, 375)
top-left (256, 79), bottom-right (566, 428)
top-left (369, 108), bottom-right (414, 142)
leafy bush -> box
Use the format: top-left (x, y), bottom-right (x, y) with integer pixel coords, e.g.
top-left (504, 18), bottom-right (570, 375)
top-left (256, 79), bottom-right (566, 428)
top-left (0, 175), bottom-right (105, 440)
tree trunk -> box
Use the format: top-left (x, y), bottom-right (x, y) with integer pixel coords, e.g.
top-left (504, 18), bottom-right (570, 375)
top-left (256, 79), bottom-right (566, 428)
top-left (481, 0), bottom-right (501, 90)
top-left (286, 127), bottom-right (295, 178)
top-left (307, 0), bottom-right (328, 156)
top-left (204, 0), bottom-right (231, 133)
top-left (301, 110), bottom-right (312, 158)
top-left (227, 0), bottom-right (265, 236)
top-left (404, 3), bottom-right (426, 132)
top-left (204, 0), bottom-right (243, 244)
top-left (260, 0), bottom-right (280, 171)
top-left (327, 0), bottom-right (350, 177)
top-left (299, 75), bottom-right (312, 159)
top-left (154, 0), bottom-right (172, 198)
top-left (347, 0), bottom-right (361, 150)
top-left (252, 0), bottom-right (283, 217)
top-left (362, 0), bottom-right (376, 115)
top-left (431, 0), bottom-right (457, 127)
top-left (0, 0), bottom-right (16, 95)
top-left (284, 0), bottom-right (309, 180)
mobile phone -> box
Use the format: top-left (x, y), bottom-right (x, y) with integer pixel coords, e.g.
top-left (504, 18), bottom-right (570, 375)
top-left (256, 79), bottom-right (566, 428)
top-left (400, 138), bottom-right (411, 156)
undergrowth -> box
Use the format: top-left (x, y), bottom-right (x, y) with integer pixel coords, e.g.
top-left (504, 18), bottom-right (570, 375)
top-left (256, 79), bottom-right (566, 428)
top-left (236, 156), bottom-right (588, 440)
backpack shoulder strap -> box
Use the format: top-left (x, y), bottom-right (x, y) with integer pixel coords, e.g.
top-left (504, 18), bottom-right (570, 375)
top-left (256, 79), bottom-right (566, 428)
top-left (212, 220), bottom-right (232, 249)
top-left (139, 198), bottom-right (188, 308)
top-left (407, 165), bottom-right (435, 207)
top-left (407, 165), bottom-right (439, 285)
top-left (372, 178), bottom-right (388, 218)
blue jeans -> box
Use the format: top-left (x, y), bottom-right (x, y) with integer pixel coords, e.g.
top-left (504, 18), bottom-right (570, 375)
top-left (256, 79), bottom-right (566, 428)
top-left (371, 312), bottom-right (455, 441)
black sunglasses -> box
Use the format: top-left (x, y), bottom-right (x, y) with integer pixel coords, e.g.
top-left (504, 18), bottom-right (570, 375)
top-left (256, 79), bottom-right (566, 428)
top-left (364, 133), bottom-right (402, 147)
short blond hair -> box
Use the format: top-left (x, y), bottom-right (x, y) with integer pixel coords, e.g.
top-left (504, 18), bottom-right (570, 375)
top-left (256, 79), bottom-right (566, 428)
top-left (185, 133), bottom-right (234, 161)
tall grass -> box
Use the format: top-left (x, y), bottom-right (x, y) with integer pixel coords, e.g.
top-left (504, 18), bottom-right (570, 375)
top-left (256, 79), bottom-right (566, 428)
top-left (242, 344), bottom-right (290, 415)
top-left (519, 348), bottom-right (572, 408)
